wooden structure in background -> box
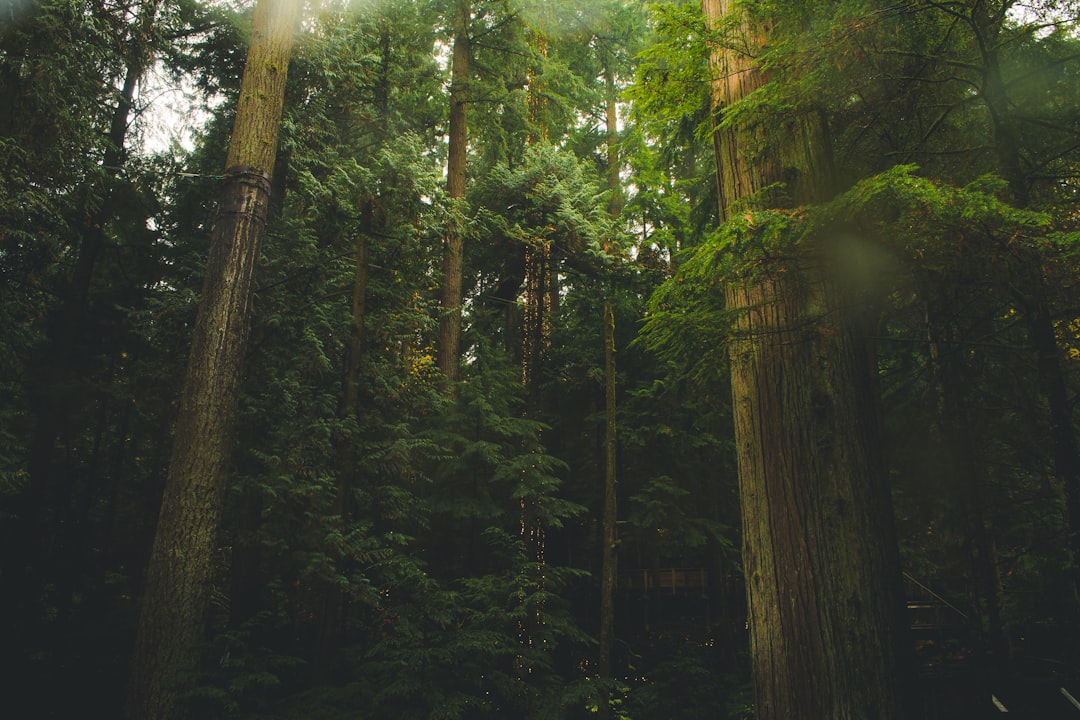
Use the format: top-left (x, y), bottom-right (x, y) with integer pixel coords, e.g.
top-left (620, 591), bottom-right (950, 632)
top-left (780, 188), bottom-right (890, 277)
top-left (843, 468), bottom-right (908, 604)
top-left (621, 568), bottom-right (710, 594)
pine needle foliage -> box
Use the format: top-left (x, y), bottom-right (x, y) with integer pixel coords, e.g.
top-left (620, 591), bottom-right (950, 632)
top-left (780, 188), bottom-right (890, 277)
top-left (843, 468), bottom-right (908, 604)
top-left (641, 165), bottom-right (1058, 382)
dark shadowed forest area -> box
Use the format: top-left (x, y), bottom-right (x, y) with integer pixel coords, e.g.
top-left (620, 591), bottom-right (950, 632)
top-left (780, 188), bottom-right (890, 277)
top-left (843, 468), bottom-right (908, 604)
top-left (2, 0), bottom-right (1080, 718)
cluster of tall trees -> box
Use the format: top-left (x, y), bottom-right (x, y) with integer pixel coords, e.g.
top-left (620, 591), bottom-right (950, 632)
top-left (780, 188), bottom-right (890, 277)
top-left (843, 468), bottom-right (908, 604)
top-left (1, 0), bottom-right (1079, 718)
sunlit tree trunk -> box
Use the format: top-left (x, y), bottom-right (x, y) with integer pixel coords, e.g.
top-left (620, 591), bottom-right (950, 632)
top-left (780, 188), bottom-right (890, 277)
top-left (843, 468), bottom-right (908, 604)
top-left (124, 0), bottom-right (298, 716)
top-left (523, 26), bottom-right (553, 391)
top-left (438, 1), bottom-right (470, 383)
top-left (703, 1), bottom-right (913, 718)
top-left (965, 0), bottom-right (1080, 612)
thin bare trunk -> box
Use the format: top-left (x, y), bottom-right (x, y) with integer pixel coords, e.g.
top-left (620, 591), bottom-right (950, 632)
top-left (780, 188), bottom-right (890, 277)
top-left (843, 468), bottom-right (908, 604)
top-left (28, 0), bottom-right (159, 516)
top-left (598, 301), bottom-right (618, 720)
top-left (522, 26), bottom-right (551, 390)
top-left (313, 205), bottom-right (370, 685)
top-left (438, 3), bottom-right (470, 383)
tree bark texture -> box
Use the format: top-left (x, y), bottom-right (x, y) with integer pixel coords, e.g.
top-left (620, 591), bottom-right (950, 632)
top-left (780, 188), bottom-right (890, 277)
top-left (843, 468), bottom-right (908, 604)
top-left (702, 0), bottom-right (831, 220)
top-left (605, 70), bottom-right (621, 218)
top-left (728, 267), bottom-right (910, 720)
top-left (438, 3), bottom-right (469, 383)
top-left (28, 0), bottom-right (160, 520)
top-left (125, 0), bottom-right (297, 717)
top-left (703, 1), bottom-right (912, 718)
top-left (965, 0), bottom-right (1080, 604)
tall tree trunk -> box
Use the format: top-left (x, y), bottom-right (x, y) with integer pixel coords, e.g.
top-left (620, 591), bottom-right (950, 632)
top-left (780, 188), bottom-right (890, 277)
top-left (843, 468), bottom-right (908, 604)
top-left (124, 1), bottom-right (297, 717)
top-left (515, 24), bottom-right (553, 670)
top-left (966, 0), bottom-right (1080, 610)
top-left (927, 306), bottom-right (1008, 672)
top-left (1019, 291), bottom-right (1080, 608)
top-left (437, 2), bottom-right (470, 383)
top-left (598, 300), bottom-right (618, 720)
top-left (522, 26), bottom-right (552, 391)
top-left (27, 0), bottom-right (159, 522)
top-left (522, 242), bottom-right (552, 390)
top-left (605, 72), bottom-right (621, 218)
top-left (703, 1), bottom-right (912, 718)
top-left (313, 203), bottom-right (371, 685)
top-left (728, 270), bottom-right (911, 720)
top-left (598, 80), bottom-right (621, 718)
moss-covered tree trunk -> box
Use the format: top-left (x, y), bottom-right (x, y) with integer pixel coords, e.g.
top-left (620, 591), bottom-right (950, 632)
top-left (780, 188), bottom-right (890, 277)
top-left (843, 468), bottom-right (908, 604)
top-left (703, 1), bottom-right (912, 718)
top-left (124, 0), bottom-right (297, 717)
top-left (437, 1), bottom-right (469, 383)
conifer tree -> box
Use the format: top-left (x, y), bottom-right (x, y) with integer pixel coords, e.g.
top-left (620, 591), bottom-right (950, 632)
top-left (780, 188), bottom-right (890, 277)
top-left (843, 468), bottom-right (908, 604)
top-left (125, 0), bottom-right (299, 716)
top-left (700, 1), bottom-right (913, 717)
top-left (437, 0), bottom-right (471, 383)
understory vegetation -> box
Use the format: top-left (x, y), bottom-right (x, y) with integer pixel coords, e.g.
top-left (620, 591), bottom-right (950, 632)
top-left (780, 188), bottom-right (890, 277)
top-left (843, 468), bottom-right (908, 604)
top-left (2, 0), bottom-right (1079, 717)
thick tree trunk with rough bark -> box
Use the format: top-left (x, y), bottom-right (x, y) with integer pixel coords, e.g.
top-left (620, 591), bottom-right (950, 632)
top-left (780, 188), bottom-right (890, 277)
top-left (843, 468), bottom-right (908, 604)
top-left (703, 1), bottom-right (912, 718)
top-left (438, 3), bottom-right (470, 383)
top-left (125, 0), bottom-right (297, 717)
top-left (598, 83), bottom-right (620, 717)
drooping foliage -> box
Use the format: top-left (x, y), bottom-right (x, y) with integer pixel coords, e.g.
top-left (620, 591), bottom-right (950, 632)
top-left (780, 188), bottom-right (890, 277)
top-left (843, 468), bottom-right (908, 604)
top-left (3, 0), bottom-right (1080, 718)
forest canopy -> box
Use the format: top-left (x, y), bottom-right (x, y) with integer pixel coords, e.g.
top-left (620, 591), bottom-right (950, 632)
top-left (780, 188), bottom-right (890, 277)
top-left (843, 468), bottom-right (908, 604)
top-left (2, 0), bottom-right (1079, 718)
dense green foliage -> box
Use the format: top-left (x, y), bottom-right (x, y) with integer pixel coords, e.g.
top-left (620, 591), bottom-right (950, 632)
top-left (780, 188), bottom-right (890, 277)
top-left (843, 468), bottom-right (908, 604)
top-left (2, 0), bottom-right (1079, 717)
